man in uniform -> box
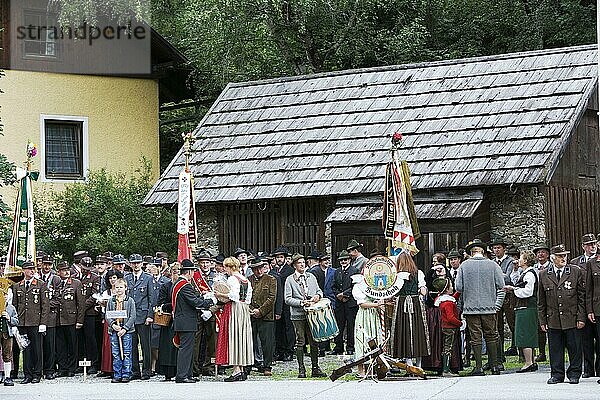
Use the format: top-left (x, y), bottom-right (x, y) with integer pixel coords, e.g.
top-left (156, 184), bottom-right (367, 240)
top-left (571, 234), bottom-right (600, 378)
top-left (172, 259), bottom-right (216, 383)
top-left (39, 255), bottom-right (62, 380)
top-left (11, 261), bottom-right (49, 384)
top-left (347, 240), bottom-right (367, 272)
top-left (79, 256), bottom-right (101, 374)
top-left (55, 261), bottom-right (85, 377)
top-left (149, 258), bottom-right (169, 375)
top-left (193, 252), bottom-right (217, 377)
top-left (270, 246), bottom-right (295, 361)
top-left (249, 257), bottom-right (277, 375)
top-left (539, 244), bottom-right (586, 384)
top-left (112, 254), bottom-right (127, 275)
top-left (70, 251), bottom-right (88, 281)
top-left (124, 253), bottom-right (155, 380)
top-left (332, 250), bottom-right (359, 355)
top-left (491, 238), bottom-right (516, 365)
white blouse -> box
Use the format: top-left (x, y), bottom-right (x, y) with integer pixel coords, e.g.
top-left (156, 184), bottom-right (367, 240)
top-left (513, 267), bottom-right (536, 299)
top-left (227, 273), bottom-right (252, 304)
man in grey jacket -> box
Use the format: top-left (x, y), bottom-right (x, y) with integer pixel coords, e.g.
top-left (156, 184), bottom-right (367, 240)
top-left (455, 239), bottom-right (506, 376)
top-left (284, 253), bottom-right (326, 379)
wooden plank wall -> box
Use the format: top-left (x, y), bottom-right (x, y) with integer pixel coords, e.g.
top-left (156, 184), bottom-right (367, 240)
top-left (0, 0), bottom-right (10, 69)
top-left (219, 198), bottom-right (327, 256)
top-left (546, 185), bottom-right (600, 254)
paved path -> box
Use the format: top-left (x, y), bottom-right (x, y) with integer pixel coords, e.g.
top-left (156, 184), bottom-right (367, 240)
top-left (1, 369), bottom-right (599, 400)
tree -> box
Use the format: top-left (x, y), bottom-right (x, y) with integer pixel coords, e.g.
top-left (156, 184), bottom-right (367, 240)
top-left (34, 159), bottom-right (177, 260)
top-left (0, 68), bottom-right (16, 254)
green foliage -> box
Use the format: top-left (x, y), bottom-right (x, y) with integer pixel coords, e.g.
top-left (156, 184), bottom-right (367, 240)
top-left (34, 159), bottom-right (177, 261)
top-left (0, 67), bottom-right (16, 254)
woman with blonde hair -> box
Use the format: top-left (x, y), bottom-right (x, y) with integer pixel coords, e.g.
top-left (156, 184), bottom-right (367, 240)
top-left (390, 252), bottom-right (430, 368)
top-left (215, 256), bottom-right (254, 382)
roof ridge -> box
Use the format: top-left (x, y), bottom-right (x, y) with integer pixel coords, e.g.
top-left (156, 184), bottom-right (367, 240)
top-left (227, 44), bottom-right (597, 89)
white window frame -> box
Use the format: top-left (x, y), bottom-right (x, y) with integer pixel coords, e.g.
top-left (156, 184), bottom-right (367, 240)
top-left (40, 114), bottom-right (89, 183)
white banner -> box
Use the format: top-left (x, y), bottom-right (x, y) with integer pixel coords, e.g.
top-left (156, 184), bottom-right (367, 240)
top-left (177, 170), bottom-right (191, 235)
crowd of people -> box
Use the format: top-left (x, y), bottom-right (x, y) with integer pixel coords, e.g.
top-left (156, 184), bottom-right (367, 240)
top-left (1, 233), bottom-right (600, 386)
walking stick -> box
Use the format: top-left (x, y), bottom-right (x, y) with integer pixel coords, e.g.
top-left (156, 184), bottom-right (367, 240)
top-left (118, 321), bottom-right (124, 361)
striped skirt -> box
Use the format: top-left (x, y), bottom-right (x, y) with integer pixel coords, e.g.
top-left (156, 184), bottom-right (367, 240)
top-left (227, 301), bottom-right (254, 366)
top-left (390, 295), bottom-right (430, 358)
top-left (354, 307), bottom-right (384, 359)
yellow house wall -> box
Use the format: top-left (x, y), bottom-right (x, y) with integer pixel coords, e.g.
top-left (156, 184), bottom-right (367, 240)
top-left (0, 70), bottom-right (159, 205)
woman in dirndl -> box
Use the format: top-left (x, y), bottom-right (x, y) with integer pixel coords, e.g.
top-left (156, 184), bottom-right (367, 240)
top-left (391, 252), bottom-right (430, 367)
top-left (98, 269), bottom-right (124, 377)
top-left (352, 274), bottom-right (384, 377)
top-left (215, 257), bottom-right (254, 382)
top-left (156, 263), bottom-right (180, 381)
top-left (505, 250), bottom-right (539, 373)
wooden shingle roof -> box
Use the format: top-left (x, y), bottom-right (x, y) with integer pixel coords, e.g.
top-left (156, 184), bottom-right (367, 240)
top-left (144, 45), bottom-right (598, 206)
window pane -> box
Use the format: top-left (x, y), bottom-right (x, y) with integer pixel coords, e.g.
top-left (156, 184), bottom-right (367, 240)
top-left (45, 121), bottom-right (83, 178)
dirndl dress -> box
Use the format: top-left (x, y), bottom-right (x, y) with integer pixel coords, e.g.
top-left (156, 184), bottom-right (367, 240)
top-left (352, 276), bottom-right (384, 359)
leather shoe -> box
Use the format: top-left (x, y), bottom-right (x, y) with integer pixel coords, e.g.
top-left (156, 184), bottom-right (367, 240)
top-left (263, 369), bottom-right (273, 376)
top-left (535, 354), bottom-right (546, 362)
top-left (346, 350), bottom-right (354, 356)
top-left (504, 347), bottom-right (518, 356)
top-left (223, 373), bottom-right (244, 382)
top-left (31, 377), bottom-right (41, 384)
top-left (140, 374), bottom-right (150, 380)
top-left (283, 354), bottom-right (294, 362)
top-left (569, 378), bottom-right (579, 384)
top-left (491, 366), bottom-right (501, 375)
top-left (582, 372), bottom-right (592, 378)
top-left (311, 367), bottom-right (327, 378)
top-left (547, 377), bottom-right (563, 384)
top-left (496, 364), bottom-right (505, 371)
top-left (482, 363), bottom-right (491, 371)
top-left (88, 368), bottom-right (98, 375)
top-left (297, 371), bottom-right (306, 378)
top-left (468, 368), bottom-right (485, 376)
top-left (175, 378), bottom-right (196, 383)
top-left (4, 378), bottom-right (14, 386)
top-left (20, 377), bottom-right (33, 384)
top-left (111, 378), bottom-right (121, 383)
top-left (121, 377), bottom-right (131, 383)
top-left (45, 372), bottom-right (58, 380)
top-left (516, 363), bottom-right (538, 373)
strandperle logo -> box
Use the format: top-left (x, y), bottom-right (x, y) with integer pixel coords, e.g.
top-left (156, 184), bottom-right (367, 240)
top-left (15, 20), bottom-right (147, 46)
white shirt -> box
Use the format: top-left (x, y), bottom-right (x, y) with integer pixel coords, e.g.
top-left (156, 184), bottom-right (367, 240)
top-left (227, 273), bottom-right (252, 304)
top-left (513, 267), bottom-right (536, 299)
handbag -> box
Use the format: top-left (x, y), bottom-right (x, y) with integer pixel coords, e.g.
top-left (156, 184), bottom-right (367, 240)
top-left (153, 310), bottom-right (172, 326)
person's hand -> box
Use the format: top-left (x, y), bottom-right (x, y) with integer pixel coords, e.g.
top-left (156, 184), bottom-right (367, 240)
top-left (503, 285), bottom-right (514, 292)
top-left (540, 324), bottom-right (547, 332)
top-left (310, 295), bottom-right (321, 303)
top-left (38, 324), bottom-right (47, 334)
top-left (275, 314), bottom-right (281, 320)
top-left (588, 313), bottom-right (596, 323)
top-left (145, 317), bottom-right (153, 325)
top-left (336, 293), bottom-right (344, 301)
top-left (577, 321), bottom-right (585, 329)
top-left (112, 324), bottom-right (121, 331)
top-left (251, 309), bottom-right (261, 317)
top-left (117, 329), bottom-right (126, 337)
top-left (1, 311), bottom-right (8, 319)
top-left (75, 323), bottom-right (83, 329)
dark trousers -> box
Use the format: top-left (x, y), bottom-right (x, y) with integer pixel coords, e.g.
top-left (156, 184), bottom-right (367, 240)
top-left (56, 325), bottom-right (78, 374)
top-left (252, 319), bottom-right (275, 369)
top-left (11, 337), bottom-right (20, 378)
top-left (275, 306), bottom-right (295, 357)
top-left (43, 327), bottom-right (57, 375)
top-left (176, 331), bottom-right (195, 380)
top-left (333, 304), bottom-right (358, 353)
top-left (21, 326), bottom-right (43, 379)
top-left (292, 320), bottom-right (318, 368)
top-left (131, 323), bottom-right (152, 377)
top-left (194, 317), bottom-right (216, 375)
top-left (582, 321), bottom-right (600, 376)
top-left (548, 327), bottom-right (582, 381)
top-left (83, 315), bottom-right (99, 369)
top-left (538, 326), bottom-right (547, 355)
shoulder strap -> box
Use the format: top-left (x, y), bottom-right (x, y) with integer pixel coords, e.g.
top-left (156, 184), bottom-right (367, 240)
top-left (171, 279), bottom-right (188, 315)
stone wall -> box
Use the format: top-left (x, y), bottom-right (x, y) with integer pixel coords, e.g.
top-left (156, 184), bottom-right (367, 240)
top-left (194, 205), bottom-right (219, 253)
top-left (488, 186), bottom-right (546, 249)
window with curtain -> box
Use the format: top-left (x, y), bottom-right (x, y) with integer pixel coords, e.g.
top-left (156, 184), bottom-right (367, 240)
top-left (45, 120), bottom-right (83, 179)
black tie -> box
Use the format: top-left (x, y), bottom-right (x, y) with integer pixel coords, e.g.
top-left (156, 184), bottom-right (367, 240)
top-left (135, 275), bottom-right (138, 284)
top-left (26, 281), bottom-right (30, 291)
top-left (556, 270), bottom-right (561, 281)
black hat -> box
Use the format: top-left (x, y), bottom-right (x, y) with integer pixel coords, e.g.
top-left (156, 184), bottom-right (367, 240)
top-left (143, 255), bottom-right (153, 265)
top-left (57, 261), bottom-right (70, 270)
top-left (550, 244), bottom-right (570, 255)
top-left (214, 254), bottom-right (225, 265)
top-left (250, 256), bottom-right (267, 269)
top-left (234, 248), bottom-right (248, 257)
top-left (95, 256), bottom-right (108, 265)
top-left (532, 244), bottom-right (550, 254)
top-left (41, 255), bottom-right (54, 264)
top-left (490, 238), bottom-right (509, 247)
top-left (36, 250), bottom-right (46, 260)
top-left (21, 260), bottom-right (35, 269)
top-left (129, 254), bottom-right (143, 263)
top-left (271, 246), bottom-right (290, 257)
top-left (103, 251), bottom-right (114, 260)
top-left (338, 250), bottom-right (350, 260)
top-left (81, 257), bottom-right (93, 270)
top-left (507, 246), bottom-right (520, 256)
top-left (347, 239), bottom-right (362, 251)
top-left (432, 277), bottom-right (450, 293)
top-left (307, 250), bottom-right (321, 260)
top-left (447, 250), bottom-right (461, 260)
top-left (465, 239), bottom-right (487, 253)
top-left (155, 251), bottom-right (168, 259)
top-left (112, 254), bottom-right (126, 265)
top-left (319, 253), bottom-right (330, 261)
top-left (582, 233), bottom-right (597, 245)
top-left (180, 259), bottom-right (196, 271)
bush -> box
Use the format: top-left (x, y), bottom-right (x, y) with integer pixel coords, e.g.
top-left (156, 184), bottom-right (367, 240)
top-left (35, 159), bottom-right (177, 261)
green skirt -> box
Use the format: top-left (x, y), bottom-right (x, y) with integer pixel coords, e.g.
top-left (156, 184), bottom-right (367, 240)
top-left (514, 307), bottom-right (538, 348)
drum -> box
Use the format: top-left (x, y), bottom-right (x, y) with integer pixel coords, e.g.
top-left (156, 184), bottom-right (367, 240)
top-left (304, 298), bottom-right (339, 342)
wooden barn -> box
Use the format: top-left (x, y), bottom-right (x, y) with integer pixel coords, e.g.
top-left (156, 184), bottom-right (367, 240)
top-left (144, 45), bottom-right (600, 266)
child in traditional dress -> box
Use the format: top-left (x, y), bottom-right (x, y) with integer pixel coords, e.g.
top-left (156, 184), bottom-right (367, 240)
top-left (106, 279), bottom-right (136, 383)
top-left (1, 288), bottom-right (18, 386)
top-left (433, 277), bottom-right (462, 377)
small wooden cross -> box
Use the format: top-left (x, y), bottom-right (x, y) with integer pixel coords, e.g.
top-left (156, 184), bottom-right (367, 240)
top-left (79, 358), bottom-right (92, 381)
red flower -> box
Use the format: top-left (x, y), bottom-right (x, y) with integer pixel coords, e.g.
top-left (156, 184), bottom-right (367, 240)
top-left (393, 132), bottom-right (403, 141)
